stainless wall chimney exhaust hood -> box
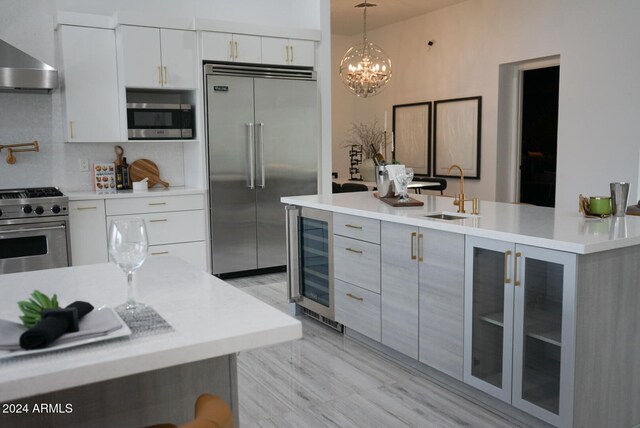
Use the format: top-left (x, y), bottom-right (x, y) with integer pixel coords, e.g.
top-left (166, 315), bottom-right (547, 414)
top-left (0, 39), bottom-right (58, 93)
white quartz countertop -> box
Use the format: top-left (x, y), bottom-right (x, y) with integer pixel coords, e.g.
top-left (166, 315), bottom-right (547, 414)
top-left (0, 257), bottom-right (301, 402)
top-left (65, 186), bottom-right (205, 201)
top-left (281, 192), bottom-right (640, 254)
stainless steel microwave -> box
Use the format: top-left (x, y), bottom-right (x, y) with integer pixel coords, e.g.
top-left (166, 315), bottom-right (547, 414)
top-left (126, 103), bottom-right (194, 139)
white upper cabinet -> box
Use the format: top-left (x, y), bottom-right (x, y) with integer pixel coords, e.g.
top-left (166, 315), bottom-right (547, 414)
top-left (203, 32), bottom-right (313, 67)
top-left (160, 29), bottom-right (197, 89)
top-left (232, 34), bottom-right (262, 63)
top-left (201, 32), bottom-right (261, 63)
top-left (118, 25), bottom-right (196, 89)
top-left (118, 26), bottom-right (162, 88)
top-left (262, 37), bottom-right (314, 67)
top-left (58, 25), bottom-right (121, 143)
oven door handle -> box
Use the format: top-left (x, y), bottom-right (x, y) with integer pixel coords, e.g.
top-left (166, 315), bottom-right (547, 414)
top-left (1, 224), bottom-right (66, 234)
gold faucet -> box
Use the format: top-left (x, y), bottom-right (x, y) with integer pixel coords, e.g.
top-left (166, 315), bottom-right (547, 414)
top-left (446, 164), bottom-right (479, 214)
top-left (447, 164), bottom-right (466, 213)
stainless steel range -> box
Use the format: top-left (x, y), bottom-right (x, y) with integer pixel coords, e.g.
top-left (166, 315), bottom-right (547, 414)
top-left (0, 187), bottom-right (70, 274)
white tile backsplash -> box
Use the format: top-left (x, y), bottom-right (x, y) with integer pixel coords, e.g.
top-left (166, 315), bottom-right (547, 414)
top-left (0, 92), bottom-right (186, 192)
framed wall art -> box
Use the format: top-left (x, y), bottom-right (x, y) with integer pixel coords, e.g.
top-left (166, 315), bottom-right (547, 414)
top-left (392, 102), bottom-right (432, 176)
top-left (433, 96), bottom-right (482, 179)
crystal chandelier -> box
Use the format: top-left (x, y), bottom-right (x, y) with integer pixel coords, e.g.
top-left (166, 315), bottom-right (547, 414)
top-left (339, 1), bottom-right (392, 98)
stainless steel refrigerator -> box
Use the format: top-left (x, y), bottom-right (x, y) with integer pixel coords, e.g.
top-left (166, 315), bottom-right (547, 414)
top-left (204, 64), bottom-right (319, 275)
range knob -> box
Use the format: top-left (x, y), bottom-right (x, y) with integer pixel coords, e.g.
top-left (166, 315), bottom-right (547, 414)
top-left (51, 205), bottom-right (61, 214)
top-left (23, 205), bottom-right (33, 214)
top-left (35, 206), bottom-right (44, 215)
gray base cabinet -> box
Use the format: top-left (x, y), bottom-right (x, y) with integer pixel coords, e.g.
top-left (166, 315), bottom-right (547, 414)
top-left (335, 279), bottom-right (381, 341)
top-left (380, 223), bottom-right (465, 370)
top-left (418, 229), bottom-right (465, 380)
top-left (333, 213), bottom-right (381, 340)
top-left (381, 222), bottom-right (419, 359)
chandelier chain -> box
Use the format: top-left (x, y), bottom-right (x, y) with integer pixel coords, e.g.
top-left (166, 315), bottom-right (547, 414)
top-left (338, 0), bottom-right (392, 97)
top-left (363, 1), bottom-right (368, 45)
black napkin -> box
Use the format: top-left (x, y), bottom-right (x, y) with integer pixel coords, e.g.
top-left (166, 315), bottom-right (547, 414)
top-left (19, 301), bottom-right (94, 350)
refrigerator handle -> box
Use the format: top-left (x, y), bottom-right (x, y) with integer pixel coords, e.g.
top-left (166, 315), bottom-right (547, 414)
top-left (257, 123), bottom-right (266, 188)
top-left (246, 123), bottom-right (255, 189)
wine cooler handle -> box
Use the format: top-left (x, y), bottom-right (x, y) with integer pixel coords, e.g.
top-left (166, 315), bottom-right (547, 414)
top-left (257, 123), bottom-right (265, 188)
top-left (247, 123), bottom-right (255, 189)
top-left (285, 205), bottom-right (301, 303)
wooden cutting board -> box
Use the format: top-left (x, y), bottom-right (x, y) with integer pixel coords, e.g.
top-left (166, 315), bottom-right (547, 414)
top-left (129, 159), bottom-right (169, 188)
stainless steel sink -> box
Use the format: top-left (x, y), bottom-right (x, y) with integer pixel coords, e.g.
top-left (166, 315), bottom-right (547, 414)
top-left (423, 213), bottom-right (470, 221)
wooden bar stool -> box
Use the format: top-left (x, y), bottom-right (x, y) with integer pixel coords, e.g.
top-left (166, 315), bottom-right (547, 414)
top-left (146, 394), bottom-right (234, 428)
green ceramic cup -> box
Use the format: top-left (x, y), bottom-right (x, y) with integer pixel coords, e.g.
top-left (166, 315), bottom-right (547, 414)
top-left (589, 196), bottom-right (611, 215)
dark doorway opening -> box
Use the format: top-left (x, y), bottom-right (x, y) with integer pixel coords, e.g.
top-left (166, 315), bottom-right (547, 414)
top-left (519, 66), bottom-right (559, 207)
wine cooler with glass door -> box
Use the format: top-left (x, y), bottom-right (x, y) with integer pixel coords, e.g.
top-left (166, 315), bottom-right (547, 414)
top-left (286, 206), bottom-right (342, 331)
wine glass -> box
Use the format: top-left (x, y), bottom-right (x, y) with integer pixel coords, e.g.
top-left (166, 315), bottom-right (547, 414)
top-left (108, 218), bottom-right (149, 312)
top-left (397, 167), bottom-right (414, 202)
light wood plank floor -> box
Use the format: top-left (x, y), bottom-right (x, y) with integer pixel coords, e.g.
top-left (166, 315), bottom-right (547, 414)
top-left (227, 273), bottom-right (539, 428)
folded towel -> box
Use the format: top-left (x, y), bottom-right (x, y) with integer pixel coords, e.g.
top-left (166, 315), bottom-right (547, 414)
top-left (385, 164), bottom-right (405, 196)
top-left (0, 306), bottom-right (122, 352)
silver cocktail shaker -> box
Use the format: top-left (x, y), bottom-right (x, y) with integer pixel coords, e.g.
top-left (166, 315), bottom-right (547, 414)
top-left (610, 182), bottom-right (630, 216)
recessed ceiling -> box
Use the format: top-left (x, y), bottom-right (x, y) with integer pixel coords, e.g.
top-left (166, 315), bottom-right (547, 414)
top-left (331, 0), bottom-right (468, 36)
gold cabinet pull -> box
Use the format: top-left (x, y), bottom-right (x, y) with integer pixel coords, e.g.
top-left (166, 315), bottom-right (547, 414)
top-left (69, 121), bottom-right (75, 139)
top-left (345, 224), bottom-right (362, 229)
top-left (151, 251), bottom-right (169, 255)
top-left (417, 233), bottom-right (424, 262)
top-left (228, 41), bottom-right (233, 59)
top-left (346, 293), bottom-right (363, 302)
top-left (157, 66), bottom-right (162, 84)
top-left (163, 66), bottom-right (168, 84)
top-left (234, 41), bottom-right (238, 59)
top-left (76, 206), bottom-right (96, 211)
top-left (514, 252), bottom-right (522, 286)
top-left (149, 219), bottom-right (168, 223)
top-left (345, 247), bottom-right (363, 254)
top-left (289, 45), bottom-right (294, 63)
top-left (411, 232), bottom-right (417, 260)
top-left (285, 44), bottom-right (290, 63)
top-left (148, 202), bottom-right (167, 206)
top-left (504, 250), bottom-right (512, 284)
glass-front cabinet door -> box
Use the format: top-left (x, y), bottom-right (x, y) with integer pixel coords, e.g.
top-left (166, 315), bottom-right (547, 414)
top-left (298, 215), bottom-right (330, 307)
top-left (465, 237), bottom-right (576, 427)
top-left (464, 236), bottom-right (515, 402)
top-left (286, 206), bottom-right (334, 321)
top-left (512, 245), bottom-right (576, 427)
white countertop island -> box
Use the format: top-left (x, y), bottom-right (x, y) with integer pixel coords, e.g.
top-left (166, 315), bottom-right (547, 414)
top-left (282, 191), bottom-right (640, 428)
top-left (0, 257), bottom-right (301, 427)
top-left (282, 192), bottom-right (640, 254)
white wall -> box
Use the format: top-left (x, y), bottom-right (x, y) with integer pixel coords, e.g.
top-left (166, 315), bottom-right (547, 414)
top-left (332, 0), bottom-right (640, 211)
top-left (0, 0), bottom-right (327, 191)
top-left (316, 0), bottom-right (332, 194)
top-left (331, 34), bottom-right (356, 179)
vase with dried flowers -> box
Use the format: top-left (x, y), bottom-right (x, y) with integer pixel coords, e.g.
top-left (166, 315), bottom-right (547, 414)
top-left (342, 121), bottom-right (385, 181)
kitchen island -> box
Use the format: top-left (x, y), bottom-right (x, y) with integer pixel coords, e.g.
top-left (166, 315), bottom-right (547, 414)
top-left (0, 257), bottom-right (301, 427)
top-left (282, 192), bottom-right (640, 428)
